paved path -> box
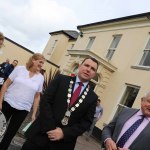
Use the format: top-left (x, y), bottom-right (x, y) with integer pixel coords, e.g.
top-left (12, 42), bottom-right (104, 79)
top-left (75, 135), bottom-right (102, 150)
top-left (7, 134), bottom-right (102, 150)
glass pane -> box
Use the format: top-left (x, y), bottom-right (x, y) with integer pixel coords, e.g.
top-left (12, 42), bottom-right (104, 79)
top-left (140, 50), bottom-right (150, 66)
top-left (139, 51), bottom-right (148, 65)
top-left (50, 40), bottom-right (58, 52)
top-left (145, 38), bottom-right (150, 49)
top-left (106, 49), bottom-right (115, 60)
top-left (86, 37), bottom-right (95, 49)
top-left (123, 88), bottom-right (139, 107)
top-left (71, 44), bottom-right (75, 49)
top-left (110, 36), bottom-right (121, 48)
top-left (52, 40), bottom-right (58, 48)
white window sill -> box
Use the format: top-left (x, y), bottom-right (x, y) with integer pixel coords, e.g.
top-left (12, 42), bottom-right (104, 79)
top-left (131, 65), bottom-right (150, 71)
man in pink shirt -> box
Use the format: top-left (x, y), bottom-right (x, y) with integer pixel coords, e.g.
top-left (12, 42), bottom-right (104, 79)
top-left (101, 92), bottom-right (150, 150)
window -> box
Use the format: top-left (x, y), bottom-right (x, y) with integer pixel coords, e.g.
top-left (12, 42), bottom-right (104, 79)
top-left (113, 84), bottom-right (140, 118)
top-left (47, 40), bottom-right (58, 54)
top-left (70, 44), bottom-right (75, 49)
top-left (139, 37), bottom-right (150, 66)
top-left (106, 35), bottom-right (121, 60)
top-left (86, 37), bottom-right (95, 50)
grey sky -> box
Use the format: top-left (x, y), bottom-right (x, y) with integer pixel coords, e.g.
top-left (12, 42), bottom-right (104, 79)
top-left (0, 0), bottom-right (150, 53)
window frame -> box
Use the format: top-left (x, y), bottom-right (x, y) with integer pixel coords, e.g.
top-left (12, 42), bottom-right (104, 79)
top-left (113, 84), bottom-right (140, 119)
top-left (106, 35), bottom-right (122, 60)
top-left (139, 36), bottom-right (150, 66)
top-left (70, 44), bottom-right (75, 50)
top-left (47, 40), bottom-right (58, 55)
top-left (86, 36), bottom-right (96, 50)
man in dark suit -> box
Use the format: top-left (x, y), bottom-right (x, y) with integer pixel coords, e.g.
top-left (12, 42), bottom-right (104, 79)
top-left (21, 57), bottom-right (98, 150)
top-left (101, 92), bottom-right (150, 150)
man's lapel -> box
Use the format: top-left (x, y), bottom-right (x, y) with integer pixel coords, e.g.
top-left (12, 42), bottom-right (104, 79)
top-left (70, 76), bottom-right (76, 95)
top-left (114, 109), bottom-right (138, 141)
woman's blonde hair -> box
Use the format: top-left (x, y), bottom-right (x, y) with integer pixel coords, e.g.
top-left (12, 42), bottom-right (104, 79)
top-left (0, 32), bottom-right (5, 41)
top-left (26, 53), bottom-right (45, 70)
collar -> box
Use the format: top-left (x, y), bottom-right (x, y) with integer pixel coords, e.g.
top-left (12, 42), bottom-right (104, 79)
top-left (138, 109), bottom-right (150, 121)
top-left (76, 76), bottom-right (88, 88)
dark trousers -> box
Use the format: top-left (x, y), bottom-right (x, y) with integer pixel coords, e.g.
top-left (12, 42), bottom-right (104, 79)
top-left (21, 140), bottom-right (49, 150)
top-left (0, 101), bottom-right (28, 150)
top-left (21, 139), bottom-right (76, 150)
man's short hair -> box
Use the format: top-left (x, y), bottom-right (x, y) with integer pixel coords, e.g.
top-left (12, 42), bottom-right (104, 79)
top-left (81, 57), bottom-right (99, 69)
top-left (13, 60), bottom-right (18, 63)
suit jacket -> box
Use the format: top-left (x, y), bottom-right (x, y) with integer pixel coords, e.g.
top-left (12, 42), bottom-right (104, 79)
top-left (101, 108), bottom-right (150, 150)
top-left (25, 74), bottom-right (98, 150)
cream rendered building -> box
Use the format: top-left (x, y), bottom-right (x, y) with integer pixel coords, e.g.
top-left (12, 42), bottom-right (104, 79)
top-left (43, 12), bottom-right (150, 136)
top-left (0, 37), bottom-right (59, 76)
top-left (43, 30), bottom-right (79, 70)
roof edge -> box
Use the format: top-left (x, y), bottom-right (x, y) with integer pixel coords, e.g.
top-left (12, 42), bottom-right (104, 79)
top-left (5, 37), bottom-right (59, 68)
top-left (5, 37), bottom-right (34, 54)
top-left (77, 12), bottom-right (150, 29)
top-left (49, 30), bottom-right (78, 40)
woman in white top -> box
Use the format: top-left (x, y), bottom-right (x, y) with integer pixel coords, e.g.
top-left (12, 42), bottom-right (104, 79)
top-left (0, 32), bottom-right (5, 87)
top-left (0, 53), bottom-right (45, 150)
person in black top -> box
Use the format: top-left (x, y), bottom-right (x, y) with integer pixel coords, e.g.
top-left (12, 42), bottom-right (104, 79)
top-left (3, 60), bottom-right (18, 79)
top-left (0, 59), bottom-right (10, 74)
top-left (0, 60), bottom-right (18, 90)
